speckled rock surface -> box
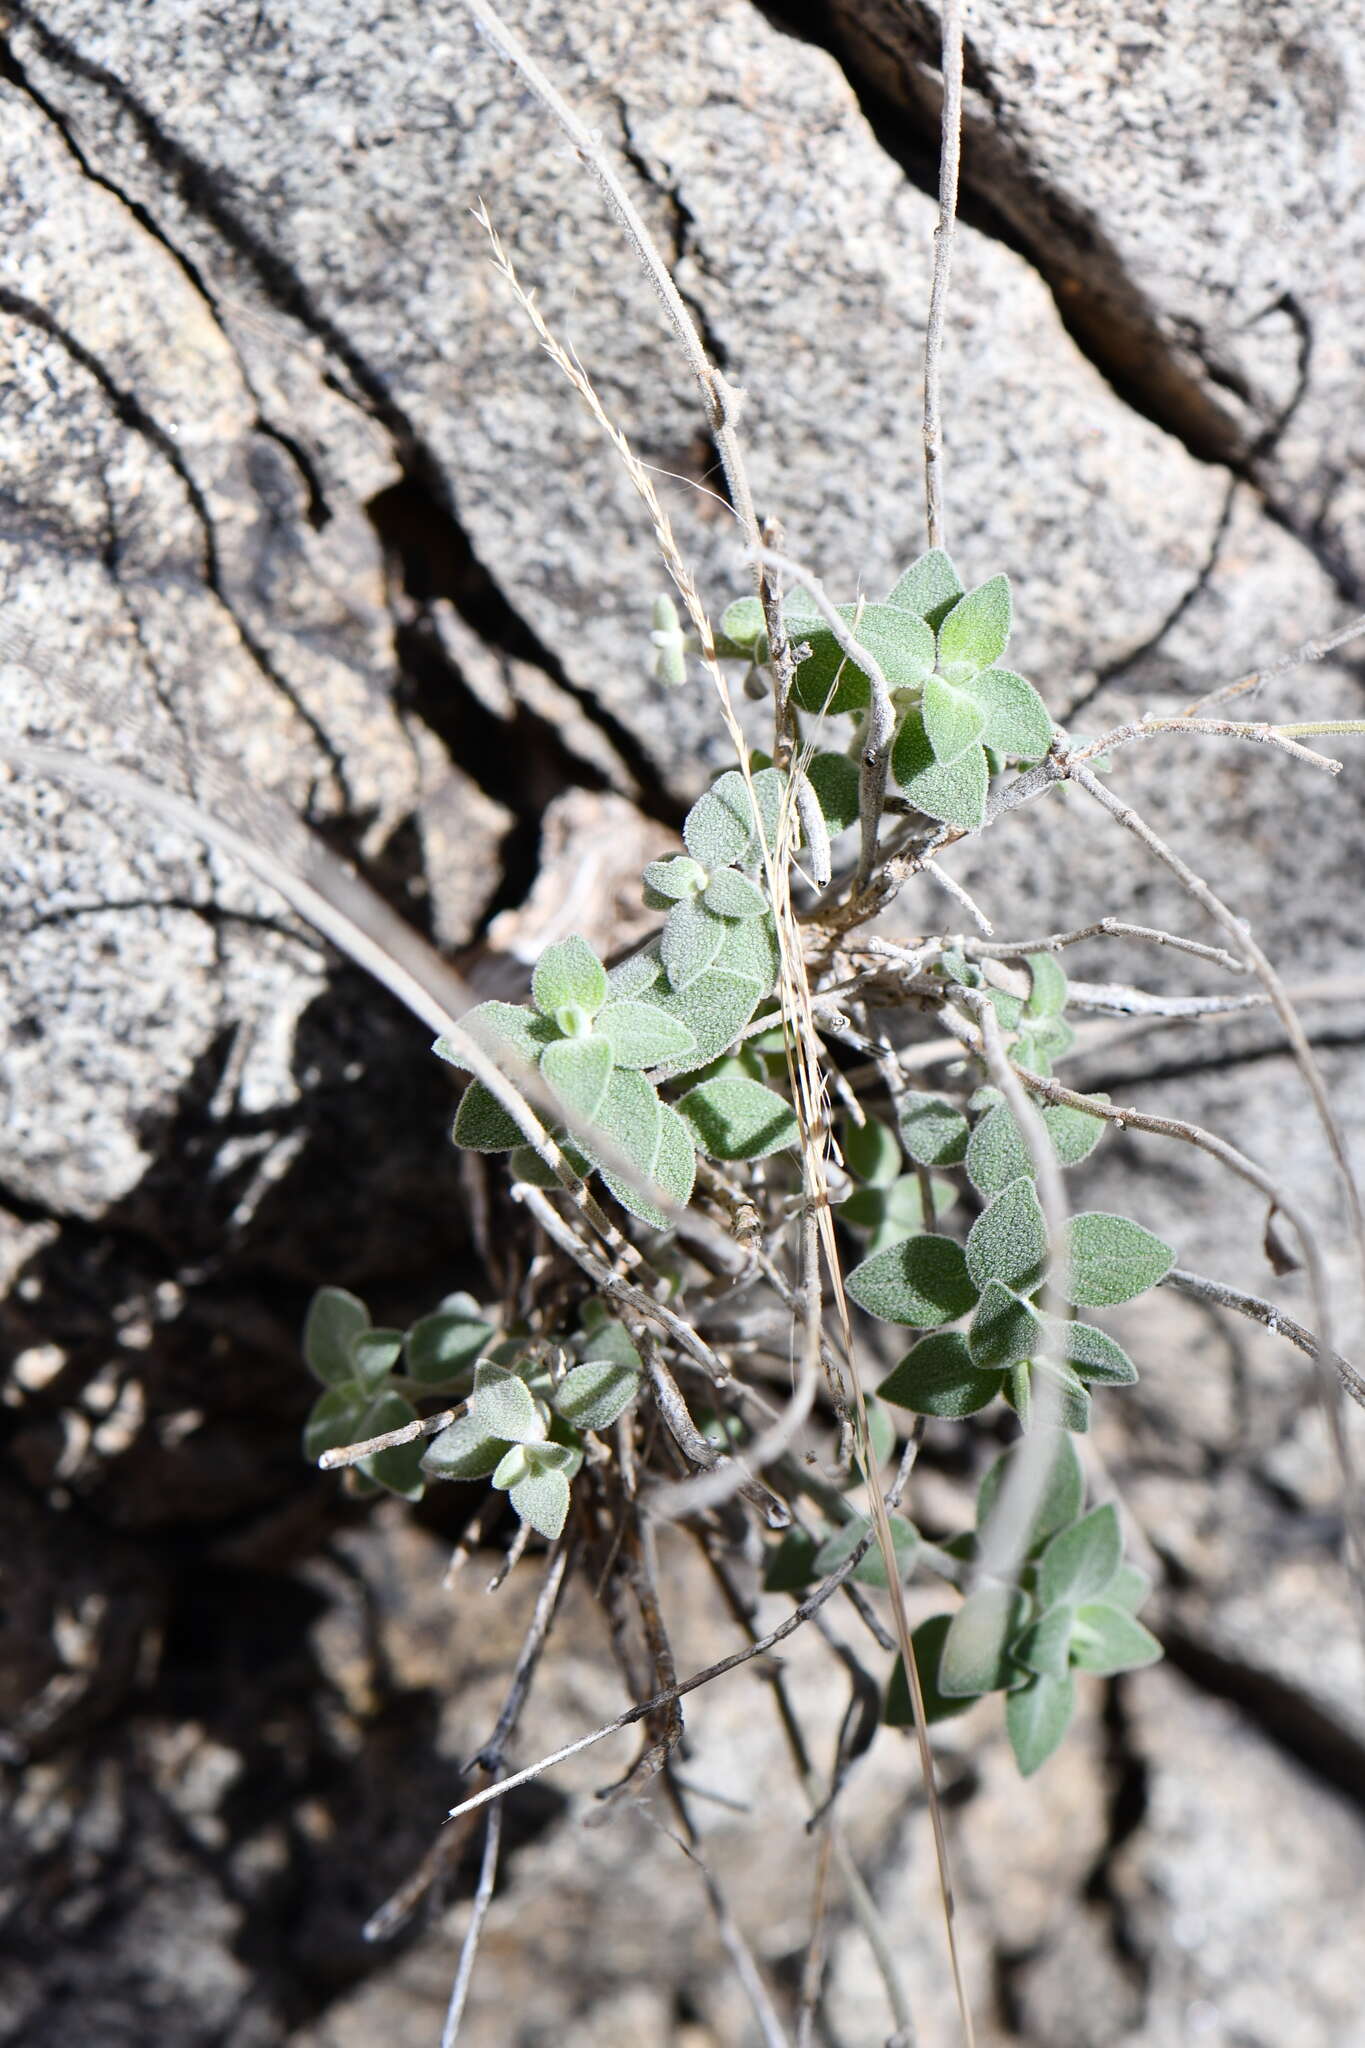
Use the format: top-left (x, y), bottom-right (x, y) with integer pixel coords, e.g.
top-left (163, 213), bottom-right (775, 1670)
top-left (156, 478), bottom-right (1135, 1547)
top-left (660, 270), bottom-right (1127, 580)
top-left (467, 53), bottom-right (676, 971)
top-left (2, 1), bottom-right (1363, 2042)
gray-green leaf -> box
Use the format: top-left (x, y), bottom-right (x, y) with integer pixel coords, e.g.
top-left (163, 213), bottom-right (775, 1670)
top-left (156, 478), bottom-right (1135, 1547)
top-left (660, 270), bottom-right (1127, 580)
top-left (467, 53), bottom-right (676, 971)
top-left (433, 1000), bottom-right (558, 1074)
top-left (891, 713), bottom-right (988, 829)
top-left (540, 1033), bottom-right (614, 1122)
top-left (642, 854), bottom-right (707, 901)
top-left (898, 1091), bottom-right (970, 1167)
top-left (678, 1075), bottom-right (798, 1160)
top-left (508, 1464), bottom-right (571, 1541)
top-left (1046, 1317), bottom-right (1138, 1386)
top-left (965, 1097), bottom-right (1107, 1195)
top-left (937, 575), bottom-right (1012, 679)
top-left (702, 868), bottom-right (769, 919)
top-left (470, 1363), bottom-right (546, 1446)
top-left (405, 1310), bottom-right (494, 1386)
top-left (843, 1114), bottom-right (903, 1188)
top-left (885, 549), bottom-right (964, 630)
top-left (806, 750), bottom-right (860, 832)
top-left (452, 1080), bottom-right (524, 1152)
top-left (968, 1280), bottom-right (1044, 1370)
top-left (966, 1178), bottom-right (1049, 1294)
top-left (304, 1287), bottom-right (370, 1386)
top-left (884, 1614), bottom-right (979, 1726)
top-left (1006, 1671), bottom-right (1075, 1775)
top-left (595, 1000), bottom-right (698, 1070)
top-left (1069, 1603), bottom-right (1162, 1675)
top-left (554, 1357), bottom-right (642, 1431)
top-left (845, 1234), bottom-right (978, 1327)
top-left (922, 673), bottom-right (988, 763)
top-left (683, 770), bottom-right (759, 869)
top-left (940, 1582), bottom-right (1029, 1697)
top-left (421, 1413), bottom-right (510, 1482)
top-left (959, 666), bottom-right (1051, 758)
top-left (532, 935), bottom-right (606, 1020)
top-left (788, 602), bottom-right (934, 715)
top-left (1038, 1504), bottom-right (1122, 1611)
top-left (661, 897), bottom-right (729, 991)
top-left (877, 1331), bottom-right (1003, 1418)
top-left (1013, 1604), bottom-right (1074, 1680)
top-left (1062, 1213), bottom-right (1174, 1306)
top-left (976, 1431), bottom-right (1083, 1558)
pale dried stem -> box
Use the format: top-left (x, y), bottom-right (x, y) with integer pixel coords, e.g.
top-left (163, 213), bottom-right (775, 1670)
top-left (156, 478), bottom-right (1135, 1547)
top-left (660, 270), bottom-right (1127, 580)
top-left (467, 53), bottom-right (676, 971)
top-left (923, 0), bottom-right (965, 550)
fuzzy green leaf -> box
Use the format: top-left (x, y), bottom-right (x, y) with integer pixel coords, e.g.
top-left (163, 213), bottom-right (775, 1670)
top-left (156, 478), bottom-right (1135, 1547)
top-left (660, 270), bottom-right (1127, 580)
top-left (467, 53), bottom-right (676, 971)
top-left (965, 1097), bottom-right (1107, 1195)
top-left (813, 1513), bottom-right (920, 1589)
top-left (452, 1080), bottom-right (524, 1152)
top-left (898, 1091), bottom-right (970, 1167)
top-left (884, 1614), bottom-right (979, 1726)
top-left (842, 1174), bottom-right (956, 1251)
top-left (702, 868), bottom-right (769, 919)
top-left (595, 1000), bottom-right (698, 1070)
top-left (582, 1065), bottom-right (661, 1178)
top-left (1046, 1318), bottom-right (1138, 1386)
top-left (678, 1075), bottom-right (798, 1161)
top-left (433, 1001), bottom-right (558, 1075)
top-left (683, 770), bottom-right (759, 869)
top-left (1106, 1564), bottom-right (1152, 1614)
top-left (976, 1431), bottom-right (1083, 1558)
top-left (877, 1331), bottom-right (1003, 1418)
top-left (508, 1463), bottom-right (571, 1541)
top-left (1062, 1213), bottom-right (1174, 1306)
top-left (937, 575), bottom-right (1012, 678)
top-left (1015, 1357), bottom-right (1093, 1434)
top-left (959, 666), bottom-right (1051, 759)
top-left (642, 854), bottom-right (707, 901)
top-left (470, 1363), bottom-right (546, 1446)
top-left (846, 1233), bottom-right (978, 1327)
top-left (596, 1074), bottom-right (698, 1227)
top-left (719, 595), bottom-right (766, 651)
top-left (421, 1413), bottom-right (510, 1482)
top-left (968, 1280), bottom-right (1044, 1370)
top-left (661, 897), bottom-right (729, 992)
top-left (539, 1033), bottom-right (613, 1124)
top-left (351, 1328), bottom-right (405, 1392)
top-left (806, 750), bottom-right (860, 832)
top-left (1025, 952), bottom-right (1069, 1019)
top-left (1013, 1605), bottom-right (1074, 1680)
top-left (891, 712), bottom-right (988, 829)
top-left (532, 936), bottom-right (606, 1020)
top-left (788, 602), bottom-right (934, 715)
top-left (843, 1114), bottom-right (903, 1188)
top-left (304, 1288), bottom-right (370, 1386)
top-left (966, 1178), bottom-right (1049, 1294)
top-left (885, 549), bottom-right (964, 630)
top-left (940, 1582), bottom-right (1029, 1696)
top-left (1006, 1671), bottom-right (1076, 1775)
top-left (405, 1310), bottom-right (494, 1386)
top-left (764, 1527), bottom-right (821, 1593)
top-left (923, 673), bottom-right (988, 763)
top-left (303, 1385), bottom-right (366, 1463)
top-left (1038, 1504), bottom-right (1122, 1611)
top-left (580, 1320), bottom-right (642, 1370)
top-left (1070, 1603), bottom-right (1162, 1675)
top-left (554, 1357), bottom-right (642, 1431)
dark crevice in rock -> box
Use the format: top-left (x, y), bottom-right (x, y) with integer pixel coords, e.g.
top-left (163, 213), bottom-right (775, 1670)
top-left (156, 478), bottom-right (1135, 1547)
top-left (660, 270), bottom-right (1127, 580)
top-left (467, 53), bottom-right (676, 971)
top-left (367, 475), bottom-right (681, 931)
top-left (1082, 1023), bottom-right (1365, 1099)
top-left (1063, 476), bottom-right (1241, 723)
top-left (1161, 1627), bottom-right (1365, 1815)
top-left (0, 28), bottom-right (333, 534)
top-left (756, 3), bottom-right (1365, 626)
top-left (755, 0), bottom-right (1251, 466)
top-left (0, 282), bottom-right (353, 806)
top-left (5, 4), bottom-right (674, 816)
top-left (1082, 1677), bottom-right (1153, 1993)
